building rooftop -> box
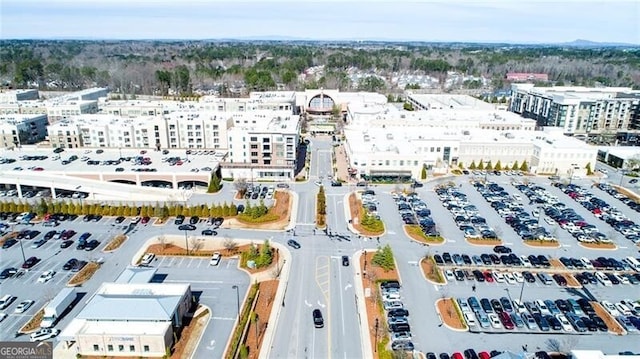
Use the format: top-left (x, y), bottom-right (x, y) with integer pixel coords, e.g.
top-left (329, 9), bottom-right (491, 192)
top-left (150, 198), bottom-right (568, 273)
top-left (79, 320), bottom-right (171, 336)
top-left (0, 113), bottom-right (47, 125)
top-left (76, 282), bottom-right (190, 322)
top-left (407, 93), bottom-right (495, 110)
top-left (228, 111), bottom-right (299, 132)
top-left (114, 267), bottom-right (157, 284)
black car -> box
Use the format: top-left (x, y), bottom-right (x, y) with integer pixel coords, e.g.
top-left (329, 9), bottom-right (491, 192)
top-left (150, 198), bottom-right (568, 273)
top-left (0, 267), bottom-right (18, 279)
top-left (523, 271), bottom-right (536, 283)
top-left (2, 238), bottom-right (17, 249)
top-left (389, 323), bottom-right (411, 333)
top-left (84, 240), bottom-right (100, 251)
top-left (22, 256), bottom-right (39, 269)
top-left (433, 255), bottom-right (444, 265)
top-left (174, 215), bottom-right (185, 225)
top-left (178, 224), bottom-right (196, 231)
top-left (63, 258), bottom-right (78, 270)
top-left (201, 229), bottom-right (217, 236)
top-left (493, 245), bottom-right (512, 254)
top-left (115, 216), bottom-right (126, 224)
top-left (72, 260), bottom-right (88, 272)
top-left (189, 216), bottom-right (199, 224)
top-left (312, 309), bottom-right (324, 328)
top-left (60, 240), bottom-right (73, 248)
top-left (464, 349), bottom-right (479, 359)
top-left (331, 181), bottom-right (343, 187)
top-left (211, 217), bottom-right (224, 228)
top-left (342, 256), bottom-right (349, 266)
top-left (44, 230), bottom-right (58, 240)
top-left (287, 239), bottom-right (301, 249)
top-left (388, 308), bottom-right (409, 318)
top-left (391, 341), bottom-right (414, 351)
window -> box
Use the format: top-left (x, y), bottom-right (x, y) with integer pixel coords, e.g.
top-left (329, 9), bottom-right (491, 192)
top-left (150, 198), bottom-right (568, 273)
top-left (130, 345), bottom-right (135, 352)
top-left (250, 137), bottom-right (258, 141)
top-left (107, 345), bottom-right (114, 352)
top-left (118, 345), bottom-right (124, 352)
top-left (93, 345), bottom-right (99, 351)
top-left (144, 345), bottom-right (150, 352)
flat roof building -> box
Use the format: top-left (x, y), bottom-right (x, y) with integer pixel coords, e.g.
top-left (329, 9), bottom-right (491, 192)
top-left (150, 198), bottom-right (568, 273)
top-left (0, 114), bottom-right (49, 148)
top-left (61, 282), bottom-right (192, 358)
top-left (0, 89), bottom-right (40, 103)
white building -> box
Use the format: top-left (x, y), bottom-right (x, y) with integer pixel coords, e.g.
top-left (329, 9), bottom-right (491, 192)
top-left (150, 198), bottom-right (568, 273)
top-left (509, 84), bottom-right (640, 135)
top-left (61, 282), bottom-right (192, 358)
top-left (46, 100), bottom-right (99, 122)
top-left (343, 94), bottom-right (597, 179)
top-left (0, 114), bottom-right (49, 148)
top-left (0, 89), bottom-right (39, 103)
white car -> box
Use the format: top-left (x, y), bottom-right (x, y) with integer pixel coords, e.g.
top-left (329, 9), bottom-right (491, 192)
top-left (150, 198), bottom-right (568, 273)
top-left (30, 328), bottom-right (60, 342)
top-left (503, 273), bottom-right (516, 284)
top-left (37, 270), bottom-right (56, 283)
top-left (512, 272), bottom-right (525, 283)
top-left (520, 256), bottom-right (532, 267)
top-left (488, 313), bottom-right (502, 329)
top-left (140, 253), bottom-right (155, 266)
top-left (492, 271), bottom-right (505, 283)
top-left (209, 252), bottom-right (221, 266)
top-left (601, 301), bottom-right (621, 316)
top-left (544, 217), bottom-right (555, 226)
top-left (463, 312), bottom-right (477, 326)
top-left (14, 300), bottom-right (35, 313)
top-left (445, 269), bottom-right (455, 282)
top-left (556, 314), bottom-right (573, 332)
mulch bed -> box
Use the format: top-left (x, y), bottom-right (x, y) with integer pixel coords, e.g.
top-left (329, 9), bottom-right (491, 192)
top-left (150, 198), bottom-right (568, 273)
top-left (591, 302), bottom-right (625, 335)
top-left (579, 242), bottom-right (617, 250)
top-left (420, 257), bottom-right (444, 284)
top-left (360, 251), bottom-right (399, 358)
top-left (349, 193), bottom-right (384, 236)
top-left (466, 238), bottom-right (502, 246)
top-left (523, 240), bottom-right (560, 248)
top-left (436, 298), bottom-right (467, 330)
top-left (243, 280), bottom-right (279, 359)
top-left (234, 191), bottom-right (291, 230)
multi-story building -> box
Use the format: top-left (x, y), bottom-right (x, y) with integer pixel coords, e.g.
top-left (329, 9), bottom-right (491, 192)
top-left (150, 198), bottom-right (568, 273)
top-left (46, 100), bottom-right (99, 123)
top-left (0, 89), bottom-right (40, 103)
top-left (0, 114), bottom-right (49, 148)
top-left (509, 84), bottom-right (640, 136)
top-left (223, 111), bottom-right (300, 180)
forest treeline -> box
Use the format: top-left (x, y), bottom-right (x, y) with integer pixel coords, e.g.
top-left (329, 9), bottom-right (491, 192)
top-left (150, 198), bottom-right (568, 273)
top-left (1, 40), bottom-right (638, 96)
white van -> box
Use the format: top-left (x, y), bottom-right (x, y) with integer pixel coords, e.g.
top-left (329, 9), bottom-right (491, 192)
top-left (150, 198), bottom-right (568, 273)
top-left (623, 257), bottom-right (640, 272)
top-left (595, 271), bottom-right (612, 286)
top-left (0, 295), bottom-right (16, 310)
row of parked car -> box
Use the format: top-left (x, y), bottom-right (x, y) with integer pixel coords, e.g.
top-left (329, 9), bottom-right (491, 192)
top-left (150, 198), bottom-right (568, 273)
top-left (435, 185), bottom-right (497, 240)
top-left (392, 191), bottom-right (438, 236)
top-left (458, 295), bottom-right (633, 334)
top-left (380, 281), bottom-right (415, 352)
top-left (475, 181), bottom-right (554, 242)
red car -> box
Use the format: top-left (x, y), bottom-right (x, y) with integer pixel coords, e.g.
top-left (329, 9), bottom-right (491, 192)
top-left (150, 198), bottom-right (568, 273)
top-left (499, 311), bottom-right (515, 330)
top-left (141, 216), bottom-right (150, 224)
top-left (452, 353), bottom-right (464, 359)
top-left (483, 271), bottom-right (494, 282)
top-left (479, 352), bottom-right (491, 359)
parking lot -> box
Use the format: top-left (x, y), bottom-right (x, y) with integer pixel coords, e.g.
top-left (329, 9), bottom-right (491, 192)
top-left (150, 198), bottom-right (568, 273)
top-left (0, 213), bottom-right (250, 357)
top-left (369, 173), bottom-right (640, 355)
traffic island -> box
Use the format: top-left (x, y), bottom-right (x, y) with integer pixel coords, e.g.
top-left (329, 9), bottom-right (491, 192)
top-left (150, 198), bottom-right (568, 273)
top-left (67, 262), bottom-right (101, 287)
top-left (552, 273), bottom-right (582, 288)
top-left (18, 309), bottom-right (44, 334)
top-left (360, 249), bottom-right (400, 358)
top-left (233, 280), bottom-right (279, 359)
top-left (348, 193), bottom-right (384, 237)
top-left (578, 242), bottom-right (617, 250)
top-left (231, 191), bottom-right (292, 230)
top-left (591, 302), bottom-right (626, 335)
top-left (404, 225), bottom-right (445, 245)
top-left (435, 298), bottom-right (468, 331)
top-left (169, 305), bottom-right (211, 359)
top-left (522, 239), bottom-right (561, 248)
top-left (102, 234), bottom-right (128, 252)
top-left (465, 238), bottom-right (502, 246)
top-left (420, 256), bottom-right (445, 284)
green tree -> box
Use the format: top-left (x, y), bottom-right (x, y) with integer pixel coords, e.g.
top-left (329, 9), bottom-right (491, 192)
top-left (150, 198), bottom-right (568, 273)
top-left (512, 161), bottom-right (519, 171)
top-left (469, 160), bottom-right (476, 170)
top-left (420, 166), bottom-right (427, 180)
top-left (403, 102), bottom-right (414, 111)
top-left (458, 162), bottom-right (464, 169)
top-left (357, 76), bottom-right (386, 92)
top-left (485, 161), bottom-right (493, 170)
top-left (585, 162), bottom-right (594, 175)
top-left (207, 172), bottom-right (222, 193)
top-left (477, 160), bottom-right (484, 170)
top-left (494, 160), bottom-right (502, 171)
top-left (371, 244), bottom-right (395, 271)
top-left (520, 160), bottom-right (529, 172)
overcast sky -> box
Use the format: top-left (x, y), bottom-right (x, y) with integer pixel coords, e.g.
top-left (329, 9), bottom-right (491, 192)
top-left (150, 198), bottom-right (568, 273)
top-left (2, 0), bottom-right (639, 44)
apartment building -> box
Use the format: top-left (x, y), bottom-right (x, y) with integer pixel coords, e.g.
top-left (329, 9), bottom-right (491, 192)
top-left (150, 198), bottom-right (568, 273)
top-left (47, 100), bottom-right (99, 123)
top-left (0, 114), bottom-right (49, 148)
top-left (509, 84), bottom-right (640, 135)
top-left (0, 89), bottom-right (40, 103)
top-left (223, 111), bottom-right (300, 180)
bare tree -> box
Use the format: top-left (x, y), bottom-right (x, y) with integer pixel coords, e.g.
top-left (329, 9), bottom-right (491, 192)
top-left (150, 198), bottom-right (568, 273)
top-left (234, 178), bottom-right (249, 198)
top-left (545, 338), bottom-right (561, 352)
top-left (157, 235), bottom-right (168, 250)
top-left (223, 237), bottom-right (238, 254)
top-left (188, 236), bottom-right (202, 253)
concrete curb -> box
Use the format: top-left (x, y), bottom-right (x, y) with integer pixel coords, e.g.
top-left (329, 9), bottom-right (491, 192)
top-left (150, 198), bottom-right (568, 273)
top-left (353, 250), bottom-right (374, 359)
top-left (434, 299), bottom-right (469, 333)
top-left (188, 305), bottom-right (212, 359)
top-left (258, 243), bottom-right (292, 359)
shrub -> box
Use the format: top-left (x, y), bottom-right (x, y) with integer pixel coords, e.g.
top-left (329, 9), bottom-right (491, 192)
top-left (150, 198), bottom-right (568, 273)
top-left (372, 244), bottom-right (395, 271)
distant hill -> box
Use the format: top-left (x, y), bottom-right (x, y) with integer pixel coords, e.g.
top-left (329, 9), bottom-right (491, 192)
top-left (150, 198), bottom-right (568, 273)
top-left (555, 39), bottom-right (638, 48)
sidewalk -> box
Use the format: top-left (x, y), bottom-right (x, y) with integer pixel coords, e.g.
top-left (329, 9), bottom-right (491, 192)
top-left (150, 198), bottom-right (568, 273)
top-left (333, 143), bottom-right (354, 183)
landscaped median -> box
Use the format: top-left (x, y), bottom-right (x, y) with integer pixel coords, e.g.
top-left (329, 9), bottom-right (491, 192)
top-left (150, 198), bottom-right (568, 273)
top-left (578, 242), bottom-right (617, 250)
top-left (359, 246), bottom-right (402, 358)
top-left (67, 261), bottom-right (102, 287)
top-left (19, 308), bottom-right (44, 334)
top-left (523, 239), bottom-right (560, 248)
top-left (465, 237), bottom-right (502, 246)
top-left (348, 192), bottom-right (384, 236)
top-left (404, 225), bottom-right (445, 245)
top-left (420, 255), bottom-right (445, 284)
top-left (102, 234), bottom-right (128, 251)
top-left (435, 298), bottom-right (468, 331)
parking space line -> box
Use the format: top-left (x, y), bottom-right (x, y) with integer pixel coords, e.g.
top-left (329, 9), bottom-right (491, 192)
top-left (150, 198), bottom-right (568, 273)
top-left (187, 258), bottom-right (194, 268)
top-left (178, 257), bottom-right (185, 267)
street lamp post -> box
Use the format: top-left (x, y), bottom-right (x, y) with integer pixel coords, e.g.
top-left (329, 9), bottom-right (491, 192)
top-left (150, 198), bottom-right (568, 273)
top-left (504, 288), bottom-right (513, 304)
top-left (232, 285), bottom-right (240, 318)
top-left (12, 224), bottom-right (26, 264)
top-left (184, 230), bottom-right (189, 255)
top-left (619, 169), bottom-right (626, 187)
top-left (374, 318), bottom-right (379, 352)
